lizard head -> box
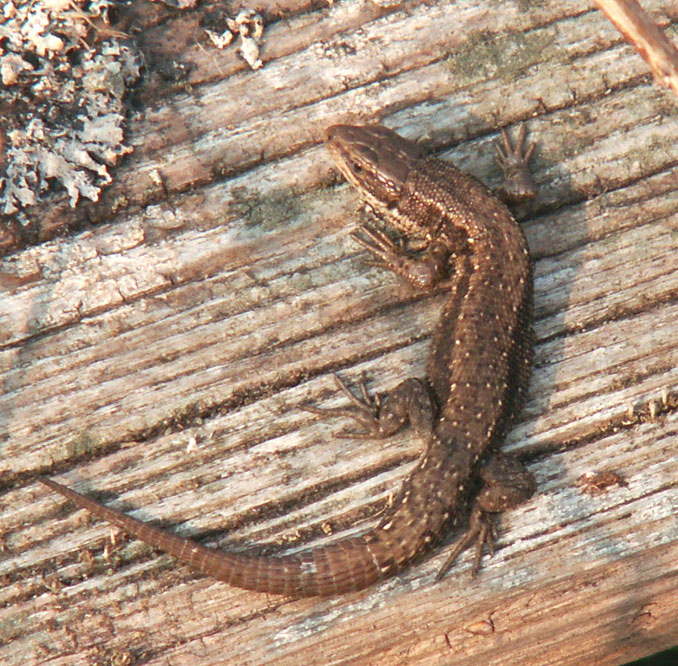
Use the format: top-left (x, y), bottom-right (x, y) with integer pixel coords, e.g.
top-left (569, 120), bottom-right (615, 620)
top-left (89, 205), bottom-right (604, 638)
top-left (324, 124), bottom-right (424, 216)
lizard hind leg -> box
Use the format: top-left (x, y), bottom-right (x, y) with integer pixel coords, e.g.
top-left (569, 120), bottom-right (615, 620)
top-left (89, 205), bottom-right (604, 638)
top-left (435, 452), bottom-right (535, 580)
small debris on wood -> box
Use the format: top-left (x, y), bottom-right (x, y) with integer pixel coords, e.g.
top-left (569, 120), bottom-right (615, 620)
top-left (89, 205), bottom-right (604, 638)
top-left (205, 28), bottom-right (234, 50)
top-left (648, 398), bottom-right (657, 420)
top-left (153, 0), bottom-right (197, 8)
top-left (239, 35), bottom-right (263, 71)
top-left (370, 0), bottom-right (405, 6)
top-left (464, 618), bottom-right (495, 636)
top-left (185, 435), bottom-right (198, 453)
top-left (227, 9), bottom-right (264, 42)
top-left (576, 471), bottom-right (628, 496)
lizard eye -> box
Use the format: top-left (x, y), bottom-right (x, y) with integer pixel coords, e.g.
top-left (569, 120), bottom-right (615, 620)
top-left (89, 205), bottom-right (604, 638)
top-left (350, 160), bottom-right (363, 173)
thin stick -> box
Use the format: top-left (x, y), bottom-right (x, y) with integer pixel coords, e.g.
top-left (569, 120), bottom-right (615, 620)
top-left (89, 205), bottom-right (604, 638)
top-left (593, 0), bottom-right (678, 99)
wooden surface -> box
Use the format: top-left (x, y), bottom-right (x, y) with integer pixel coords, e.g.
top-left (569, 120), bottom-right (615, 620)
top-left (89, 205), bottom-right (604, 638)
top-left (1, 1), bottom-right (678, 664)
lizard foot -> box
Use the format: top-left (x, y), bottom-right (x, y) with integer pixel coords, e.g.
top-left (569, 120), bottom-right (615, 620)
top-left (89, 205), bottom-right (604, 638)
top-left (352, 225), bottom-right (448, 289)
top-left (435, 505), bottom-right (497, 581)
top-left (436, 453), bottom-right (535, 580)
top-left (302, 373), bottom-right (384, 438)
top-left (494, 124), bottom-right (537, 204)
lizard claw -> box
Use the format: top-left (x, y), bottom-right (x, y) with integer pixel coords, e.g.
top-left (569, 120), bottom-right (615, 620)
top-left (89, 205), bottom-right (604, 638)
top-left (350, 226), bottom-right (403, 266)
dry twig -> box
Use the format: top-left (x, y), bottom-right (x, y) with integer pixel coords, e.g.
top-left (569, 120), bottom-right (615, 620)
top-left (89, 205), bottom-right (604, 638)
top-left (594, 0), bottom-right (678, 99)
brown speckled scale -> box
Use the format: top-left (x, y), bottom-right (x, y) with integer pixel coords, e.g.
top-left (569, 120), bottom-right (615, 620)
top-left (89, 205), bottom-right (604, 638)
top-left (40, 124), bottom-right (537, 597)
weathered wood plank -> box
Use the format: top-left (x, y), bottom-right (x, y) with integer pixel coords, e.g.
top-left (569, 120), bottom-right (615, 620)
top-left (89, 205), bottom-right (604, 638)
top-left (1, 0), bottom-right (677, 664)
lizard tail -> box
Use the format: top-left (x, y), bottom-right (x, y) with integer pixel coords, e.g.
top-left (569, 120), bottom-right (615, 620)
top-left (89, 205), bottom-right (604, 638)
top-left (39, 477), bottom-right (392, 596)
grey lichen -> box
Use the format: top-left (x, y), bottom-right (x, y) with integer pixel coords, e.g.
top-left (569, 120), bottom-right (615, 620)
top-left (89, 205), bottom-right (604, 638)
top-left (206, 9), bottom-right (265, 71)
top-left (0, 1), bottom-right (141, 220)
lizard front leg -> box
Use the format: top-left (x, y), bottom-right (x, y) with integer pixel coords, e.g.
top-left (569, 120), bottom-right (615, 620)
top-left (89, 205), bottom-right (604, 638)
top-left (351, 226), bottom-right (451, 290)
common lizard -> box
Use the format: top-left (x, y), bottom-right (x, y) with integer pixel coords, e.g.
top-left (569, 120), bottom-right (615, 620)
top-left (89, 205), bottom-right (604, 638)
top-left (40, 123), bottom-right (537, 597)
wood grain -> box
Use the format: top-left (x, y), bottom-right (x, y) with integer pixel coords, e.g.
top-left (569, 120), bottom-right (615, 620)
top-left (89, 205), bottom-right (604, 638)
top-left (1, 0), bottom-right (677, 664)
